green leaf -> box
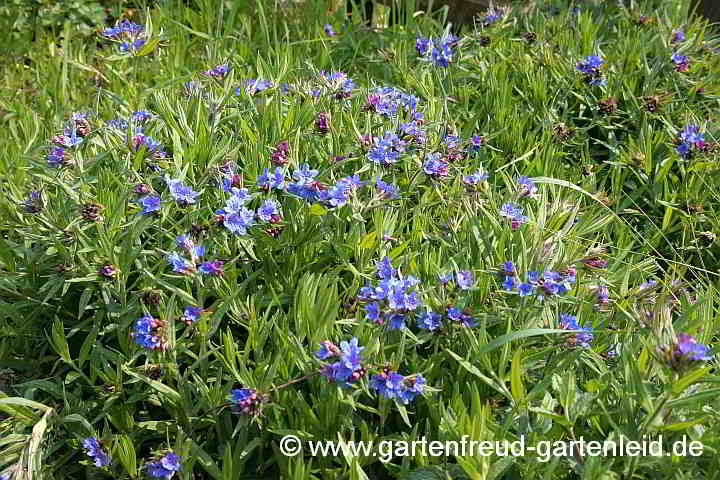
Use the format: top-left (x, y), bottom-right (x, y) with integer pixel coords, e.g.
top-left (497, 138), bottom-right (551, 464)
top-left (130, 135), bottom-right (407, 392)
top-left (113, 435), bottom-right (137, 478)
top-left (476, 329), bottom-right (583, 356)
top-left (48, 320), bottom-right (72, 364)
top-left (511, 349), bottom-right (526, 408)
top-left (308, 204), bottom-right (328, 216)
top-left (672, 367), bottom-right (712, 395)
top-left (358, 232), bottom-right (376, 249)
top-left (122, 366), bottom-right (181, 406)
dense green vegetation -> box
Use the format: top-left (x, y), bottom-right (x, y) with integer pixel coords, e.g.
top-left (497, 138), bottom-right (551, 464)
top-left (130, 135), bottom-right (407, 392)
top-left (0, 0), bottom-right (719, 478)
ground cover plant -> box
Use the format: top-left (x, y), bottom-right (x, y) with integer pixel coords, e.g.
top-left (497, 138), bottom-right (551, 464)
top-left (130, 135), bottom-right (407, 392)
top-left (1, 0), bottom-right (720, 478)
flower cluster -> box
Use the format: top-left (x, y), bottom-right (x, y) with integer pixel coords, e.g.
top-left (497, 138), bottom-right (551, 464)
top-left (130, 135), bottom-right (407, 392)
top-left (370, 368), bottom-right (426, 404)
top-left (656, 333), bottom-right (713, 373)
top-left (20, 191), bottom-right (42, 213)
top-left (423, 153), bottom-right (449, 177)
top-left (83, 437), bottom-right (111, 467)
top-left (315, 111), bottom-right (331, 133)
top-left (239, 78), bottom-right (273, 96)
top-left (674, 124), bottom-right (705, 159)
top-left (516, 176), bottom-right (538, 197)
top-left (416, 35), bottom-right (458, 67)
top-left (229, 387), bottom-right (265, 416)
top-left (216, 187), bottom-right (255, 234)
top-left (417, 305), bottom-right (477, 330)
top-left (375, 178), bottom-right (400, 199)
top-left (146, 452), bottom-right (182, 478)
top-left (257, 166), bottom-right (286, 191)
top-left (203, 63), bottom-right (231, 79)
top-left (180, 306), bottom-right (209, 325)
top-left (316, 71), bottom-right (355, 99)
top-left (102, 20), bottom-right (147, 54)
top-left (271, 140), bottom-right (290, 165)
top-left (130, 314), bottom-right (168, 350)
top-left (367, 131), bottom-right (409, 165)
top-left (478, 6), bottom-right (509, 27)
top-left (50, 113), bottom-right (87, 149)
top-left (357, 256), bottom-right (423, 330)
top-left (463, 168), bottom-right (489, 187)
top-left (502, 262), bottom-right (576, 299)
top-left (499, 202), bottom-right (528, 229)
top-left (671, 29), bottom-right (685, 44)
top-left (558, 313), bottom-right (593, 348)
top-left (159, 179), bottom-right (196, 208)
top-left (315, 338), bottom-right (367, 386)
top-left (671, 53), bottom-right (690, 72)
top-left (132, 134), bottom-right (167, 160)
top-left (364, 86), bottom-right (420, 117)
top-left (576, 55), bottom-right (607, 86)
top-left (167, 234), bottom-right (224, 276)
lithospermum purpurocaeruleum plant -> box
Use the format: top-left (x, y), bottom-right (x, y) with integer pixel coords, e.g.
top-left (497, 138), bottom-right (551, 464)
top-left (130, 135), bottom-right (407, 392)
top-left (0, 0), bottom-right (719, 478)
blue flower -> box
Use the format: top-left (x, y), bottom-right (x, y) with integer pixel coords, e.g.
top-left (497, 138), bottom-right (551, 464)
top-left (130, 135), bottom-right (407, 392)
top-left (370, 371), bottom-right (425, 403)
top-left (463, 169), bottom-right (489, 184)
top-left (499, 202), bottom-right (528, 227)
top-left (102, 20), bottom-right (144, 37)
top-left (146, 452), bottom-right (182, 478)
top-left (456, 270), bottom-right (474, 290)
top-left (257, 199), bottom-right (279, 222)
top-left (416, 36), bottom-right (432, 56)
top-left (132, 110), bottom-right (154, 123)
top-left (364, 302), bottom-right (383, 323)
top-left (130, 314), bottom-right (165, 350)
top-left (479, 7), bottom-right (507, 26)
top-left (399, 374), bottom-right (425, 403)
top-left (339, 338), bottom-right (364, 371)
top-left (387, 313), bottom-right (406, 329)
top-left (390, 290), bottom-right (421, 311)
top-left (47, 146), bottom-right (68, 168)
top-left (503, 275), bottom-right (516, 291)
top-left (203, 63), bottom-right (230, 78)
top-left (175, 234), bottom-right (193, 251)
top-left (558, 314), bottom-right (593, 348)
top-left (107, 118), bottom-right (130, 130)
top-left (438, 272), bottom-right (453, 284)
top-left (324, 24), bottom-right (336, 36)
top-left (83, 437), bottom-right (111, 467)
top-left (119, 39), bottom-right (146, 52)
top-left (230, 387), bottom-right (257, 404)
top-left (224, 208), bottom-right (255, 235)
top-left (168, 253), bottom-right (193, 274)
top-left (165, 178), bottom-right (199, 204)
top-left (293, 164), bottom-right (319, 184)
top-left (576, 55), bottom-right (604, 74)
top-left (674, 333), bottom-right (712, 361)
top-left (257, 167), bottom-right (286, 190)
top-left (431, 44), bottom-right (453, 67)
top-left (139, 195), bottom-right (161, 214)
top-left (376, 256), bottom-right (397, 279)
top-left (417, 311), bottom-right (443, 331)
top-left (576, 55), bottom-right (606, 85)
top-left (671, 30), bottom-right (685, 43)
top-left (181, 306), bottom-right (206, 324)
top-left (198, 260), bottom-right (224, 276)
top-left (516, 176), bottom-right (537, 196)
top-left (423, 153), bottom-right (449, 176)
top-left (314, 341), bottom-right (337, 360)
top-left (518, 283), bottom-right (533, 297)
top-left (376, 178), bottom-right (399, 199)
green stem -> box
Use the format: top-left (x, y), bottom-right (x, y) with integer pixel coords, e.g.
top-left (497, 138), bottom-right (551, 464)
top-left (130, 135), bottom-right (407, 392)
top-left (624, 391), bottom-right (672, 479)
